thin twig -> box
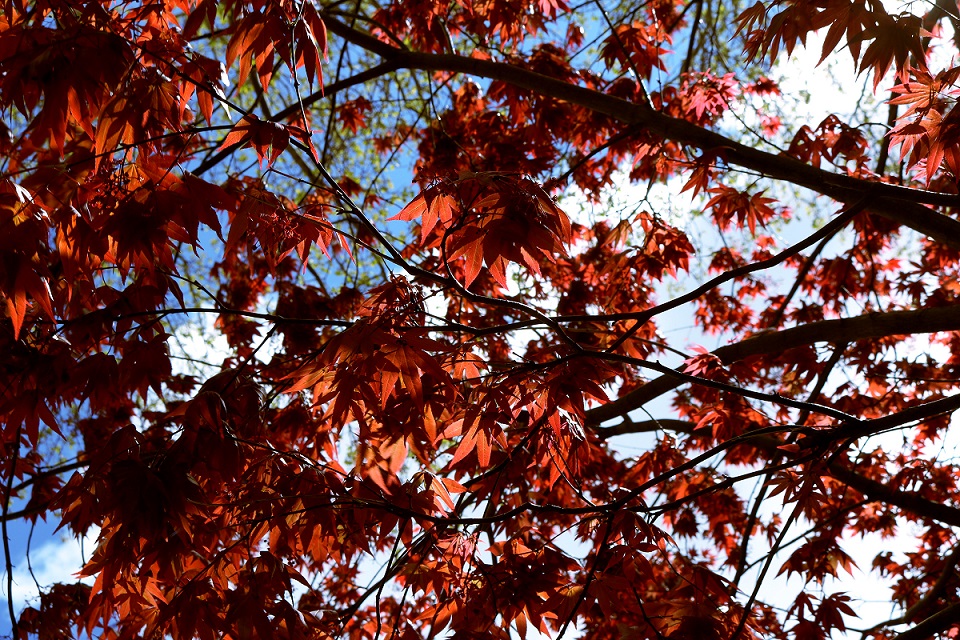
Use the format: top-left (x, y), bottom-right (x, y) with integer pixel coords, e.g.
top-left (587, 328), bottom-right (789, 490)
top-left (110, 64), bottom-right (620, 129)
top-left (3, 426), bottom-right (22, 638)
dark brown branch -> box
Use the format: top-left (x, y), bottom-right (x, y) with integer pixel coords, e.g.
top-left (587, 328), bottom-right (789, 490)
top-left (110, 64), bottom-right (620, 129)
top-left (681, 0), bottom-right (705, 75)
top-left (768, 231), bottom-right (839, 328)
top-left (905, 544), bottom-right (960, 620)
top-left (596, 418), bottom-right (696, 439)
top-left (586, 304), bottom-right (960, 425)
top-left (595, 416), bottom-right (960, 529)
top-left (866, 544), bottom-right (960, 638)
top-left (892, 603), bottom-right (960, 640)
top-left (3, 426), bottom-right (21, 638)
top-left (596, 350), bottom-right (858, 422)
top-left (10, 459), bottom-right (87, 495)
top-left (0, 504), bottom-right (47, 524)
top-left (193, 61), bottom-right (402, 176)
top-left (829, 460), bottom-right (960, 528)
top-left (812, 393), bottom-right (960, 445)
top-left (607, 196), bottom-right (868, 351)
top-left (322, 14), bottom-right (960, 249)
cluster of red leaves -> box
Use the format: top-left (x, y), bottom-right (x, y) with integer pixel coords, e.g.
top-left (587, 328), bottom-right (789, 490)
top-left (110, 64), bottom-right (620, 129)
top-left (888, 66), bottom-right (960, 182)
top-left (787, 115), bottom-right (870, 172)
top-left (3, 0), bottom-right (960, 639)
top-left (392, 172), bottom-right (571, 288)
top-left (738, 0), bottom-right (927, 85)
top-left (600, 22), bottom-right (669, 80)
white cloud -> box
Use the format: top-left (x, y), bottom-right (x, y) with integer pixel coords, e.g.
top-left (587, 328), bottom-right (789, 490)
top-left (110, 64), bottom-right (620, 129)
top-left (1, 528), bottom-right (98, 615)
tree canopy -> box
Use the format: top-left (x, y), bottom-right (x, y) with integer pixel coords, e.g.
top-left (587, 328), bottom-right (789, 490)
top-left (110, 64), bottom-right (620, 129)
top-left (4, 0), bottom-right (960, 638)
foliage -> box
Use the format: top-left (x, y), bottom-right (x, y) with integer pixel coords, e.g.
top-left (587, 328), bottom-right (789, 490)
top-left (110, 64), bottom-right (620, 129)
top-left (3, 0), bottom-right (960, 638)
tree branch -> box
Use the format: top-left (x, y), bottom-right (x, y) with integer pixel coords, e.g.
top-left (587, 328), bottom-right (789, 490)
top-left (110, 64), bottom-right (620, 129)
top-left (892, 603), bottom-right (960, 640)
top-left (866, 543), bottom-right (960, 637)
top-left (3, 426), bottom-right (21, 638)
top-left (596, 416), bottom-right (960, 529)
top-left (322, 14), bottom-right (960, 249)
top-left (606, 196), bottom-right (868, 352)
top-left (810, 393), bottom-right (960, 445)
top-left (595, 418), bottom-right (697, 439)
top-left (828, 460), bottom-right (960, 528)
top-left (904, 544), bottom-right (960, 620)
top-left (193, 60), bottom-right (402, 176)
top-left (586, 304), bottom-right (960, 425)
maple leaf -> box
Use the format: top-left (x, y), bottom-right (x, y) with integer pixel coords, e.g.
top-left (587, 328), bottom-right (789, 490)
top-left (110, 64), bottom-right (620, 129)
top-left (218, 115), bottom-right (291, 166)
top-left (705, 185), bottom-right (778, 235)
top-left (337, 97), bottom-right (373, 134)
top-left (855, 12), bottom-right (931, 87)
